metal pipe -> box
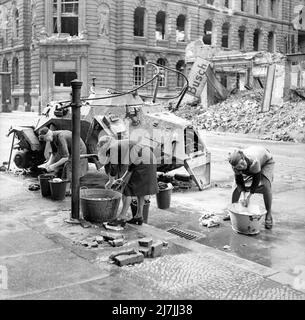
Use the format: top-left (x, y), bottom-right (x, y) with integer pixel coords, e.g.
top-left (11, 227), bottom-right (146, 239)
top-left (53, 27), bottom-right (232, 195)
top-left (8, 132), bottom-right (15, 171)
top-left (70, 79), bottom-right (83, 221)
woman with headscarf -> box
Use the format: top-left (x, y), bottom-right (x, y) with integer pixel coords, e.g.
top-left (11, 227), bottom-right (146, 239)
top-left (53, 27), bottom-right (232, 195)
top-left (97, 136), bottom-right (158, 226)
top-left (226, 145), bottom-right (275, 229)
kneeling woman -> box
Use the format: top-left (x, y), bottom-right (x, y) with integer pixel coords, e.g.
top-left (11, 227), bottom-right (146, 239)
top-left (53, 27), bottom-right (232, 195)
top-left (97, 136), bottom-right (158, 226)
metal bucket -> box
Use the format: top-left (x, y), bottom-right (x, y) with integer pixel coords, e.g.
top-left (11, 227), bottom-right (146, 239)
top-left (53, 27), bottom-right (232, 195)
top-left (228, 203), bottom-right (266, 235)
top-left (80, 188), bottom-right (122, 223)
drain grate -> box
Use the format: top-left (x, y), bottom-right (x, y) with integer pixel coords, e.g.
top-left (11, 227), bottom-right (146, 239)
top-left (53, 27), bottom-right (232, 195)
top-left (167, 227), bottom-right (200, 240)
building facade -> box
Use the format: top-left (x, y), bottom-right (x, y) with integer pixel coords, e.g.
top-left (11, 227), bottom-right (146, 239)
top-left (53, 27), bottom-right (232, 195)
top-left (0, 0), bottom-right (303, 112)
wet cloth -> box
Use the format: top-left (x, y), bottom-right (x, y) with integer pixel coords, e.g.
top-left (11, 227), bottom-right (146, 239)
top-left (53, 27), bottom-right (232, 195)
top-left (50, 130), bottom-right (88, 180)
top-left (105, 140), bottom-right (158, 197)
top-left (233, 146), bottom-right (274, 192)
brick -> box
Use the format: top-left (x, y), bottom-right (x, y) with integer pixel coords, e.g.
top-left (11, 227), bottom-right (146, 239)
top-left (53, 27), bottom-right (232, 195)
top-left (138, 237), bottom-right (153, 248)
top-left (95, 236), bottom-right (104, 244)
top-left (151, 240), bottom-right (163, 258)
top-left (101, 231), bottom-right (124, 241)
top-left (109, 239), bottom-right (124, 247)
top-left (114, 252), bottom-right (144, 267)
top-left (138, 247), bottom-right (152, 258)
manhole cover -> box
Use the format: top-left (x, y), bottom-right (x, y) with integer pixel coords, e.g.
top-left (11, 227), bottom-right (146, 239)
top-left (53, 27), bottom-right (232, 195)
top-left (167, 227), bottom-right (202, 240)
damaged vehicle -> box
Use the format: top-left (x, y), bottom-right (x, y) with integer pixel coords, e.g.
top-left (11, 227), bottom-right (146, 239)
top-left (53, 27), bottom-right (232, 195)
top-left (7, 62), bottom-right (211, 190)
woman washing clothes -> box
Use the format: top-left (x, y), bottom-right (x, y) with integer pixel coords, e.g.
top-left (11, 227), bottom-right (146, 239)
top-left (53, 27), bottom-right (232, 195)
top-left (97, 136), bottom-right (158, 227)
top-left (226, 145), bottom-right (275, 229)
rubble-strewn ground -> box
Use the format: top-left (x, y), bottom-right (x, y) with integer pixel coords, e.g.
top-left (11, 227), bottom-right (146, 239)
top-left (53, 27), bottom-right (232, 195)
top-left (174, 90), bottom-right (305, 143)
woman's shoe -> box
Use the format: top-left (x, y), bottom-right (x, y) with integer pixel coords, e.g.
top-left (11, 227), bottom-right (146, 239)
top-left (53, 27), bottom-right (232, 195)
top-left (264, 217), bottom-right (273, 229)
top-left (127, 217), bottom-right (143, 225)
top-left (108, 219), bottom-right (126, 227)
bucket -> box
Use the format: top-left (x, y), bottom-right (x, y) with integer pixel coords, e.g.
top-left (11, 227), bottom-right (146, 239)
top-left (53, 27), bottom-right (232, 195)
top-left (131, 200), bottom-right (150, 223)
top-left (228, 203), bottom-right (266, 235)
top-left (156, 185), bottom-right (173, 209)
top-left (80, 188), bottom-right (122, 223)
top-left (49, 179), bottom-right (68, 201)
top-left (38, 174), bottom-right (55, 197)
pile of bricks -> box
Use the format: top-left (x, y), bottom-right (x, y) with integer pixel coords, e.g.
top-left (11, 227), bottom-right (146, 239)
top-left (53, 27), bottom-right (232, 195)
top-left (110, 237), bottom-right (167, 267)
top-left (75, 231), bottom-right (125, 249)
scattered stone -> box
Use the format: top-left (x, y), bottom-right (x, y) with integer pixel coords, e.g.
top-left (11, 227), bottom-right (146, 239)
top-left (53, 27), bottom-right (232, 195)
top-left (95, 236), bottom-right (104, 244)
top-left (113, 252), bottom-right (144, 267)
top-left (138, 247), bottom-right (152, 258)
top-left (101, 231), bottom-right (124, 241)
top-left (162, 241), bottom-right (169, 247)
top-left (138, 237), bottom-right (153, 248)
top-left (89, 241), bottom-right (98, 248)
top-left (109, 238), bottom-right (124, 247)
top-left (151, 240), bottom-right (163, 258)
top-left (109, 248), bottom-right (137, 260)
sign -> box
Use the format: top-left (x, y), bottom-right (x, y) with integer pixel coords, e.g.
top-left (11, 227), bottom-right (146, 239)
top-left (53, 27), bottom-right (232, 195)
top-left (187, 57), bottom-right (209, 98)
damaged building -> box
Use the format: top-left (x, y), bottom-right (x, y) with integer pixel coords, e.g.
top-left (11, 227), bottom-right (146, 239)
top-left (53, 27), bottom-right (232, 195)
top-left (0, 0), bottom-right (304, 112)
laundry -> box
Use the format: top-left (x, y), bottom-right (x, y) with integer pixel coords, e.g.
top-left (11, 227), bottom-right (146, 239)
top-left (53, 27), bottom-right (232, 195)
top-left (199, 211), bottom-right (221, 228)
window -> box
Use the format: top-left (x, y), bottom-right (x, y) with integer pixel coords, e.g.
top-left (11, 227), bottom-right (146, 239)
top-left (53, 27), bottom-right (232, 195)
top-left (241, 0), bottom-right (245, 12)
top-left (176, 60), bottom-right (185, 88)
top-left (133, 57), bottom-right (145, 86)
top-left (268, 32), bottom-right (275, 52)
top-left (14, 9), bottom-right (19, 38)
top-left (253, 29), bottom-right (260, 51)
top-left (53, 0), bottom-right (79, 36)
top-left (134, 7), bottom-right (145, 37)
top-left (222, 23), bottom-right (229, 48)
top-left (156, 11), bottom-right (166, 40)
top-left (207, 0), bottom-right (214, 4)
top-left (176, 15), bottom-right (186, 42)
top-left (270, 0), bottom-right (277, 18)
top-left (2, 59), bottom-right (9, 72)
top-left (220, 74), bottom-right (227, 88)
top-left (156, 58), bottom-right (167, 87)
top-left (12, 58), bottom-right (19, 86)
top-left (54, 71), bottom-right (77, 87)
top-left (256, 0), bottom-right (261, 15)
top-left (238, 27), bottom-right (245, 50)
top-left (203, 20), bottom-right (212, 45)
top-left (224, 0), bottom-right (229, 8)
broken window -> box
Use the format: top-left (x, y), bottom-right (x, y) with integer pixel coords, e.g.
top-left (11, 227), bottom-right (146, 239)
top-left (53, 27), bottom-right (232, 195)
top-left (53, 0), bottom-right (79, 36)
top-left (207, 0), bottom-right (214, 4)
top-left (14, 9), bottom-right (19, 38)
top-left (253, 29), bottom-right (260, 51)
top-left (134, 7), bottom-right (145, 37)
top-left (176, 14), bottom-right (186, 42)
top-left (12, 57), bottom-right (19, 86)
top-left (176, 60), bottom-right (185, 88)
top-left (54, 71), bottom-right (77, 87)
top-left (221, 23), bottom-right (229, 48)
top-left (133, 56), bottom-right (145, 86)
top-left (156, 11), bottom-right (166, 40)
top-left (224, 0), bottom-right (229, 8)
top-left (2, 58), bottom-right (8, 72)
top-left (270, 0), bottom-right (277, 18)
top-left (220, 74), bottom-right (227, 88)
top-left (238, 27), bottom-right (245, 50)
top-left (203, 20), bottom-right (212, 45)
top-left (268, 31), bottom-right (275, 52)
top-left (157, 58), bottom-right (167, 87)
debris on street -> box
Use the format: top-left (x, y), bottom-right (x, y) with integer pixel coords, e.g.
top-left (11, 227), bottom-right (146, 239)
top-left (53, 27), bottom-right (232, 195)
top-left (199, 211), bottom-right (221, 228)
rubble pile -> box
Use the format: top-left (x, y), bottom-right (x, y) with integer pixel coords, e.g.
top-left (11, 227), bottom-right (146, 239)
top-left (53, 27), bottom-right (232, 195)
top-left (175, 90), bottom-right (305, 143)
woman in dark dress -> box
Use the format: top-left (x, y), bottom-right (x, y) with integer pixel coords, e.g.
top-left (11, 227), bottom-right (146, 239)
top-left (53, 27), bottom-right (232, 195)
top-left (97, 136), bottom-right (158, 226)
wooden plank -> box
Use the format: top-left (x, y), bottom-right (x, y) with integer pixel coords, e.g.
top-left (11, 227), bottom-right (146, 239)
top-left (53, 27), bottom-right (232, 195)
top-left (261, 64), bottom-right (276, 112)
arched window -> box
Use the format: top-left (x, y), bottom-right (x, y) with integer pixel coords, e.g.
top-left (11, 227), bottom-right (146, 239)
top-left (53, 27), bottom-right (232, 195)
top-left (222, 22), bottom-right (230, 48)
top-left (53, 0), bottom-right (79, 36)
top-left (268, 31), bottom-right (275, 52)
top-left (238, 26), bottom-right (245, 51)
top-left (14, 9), bottom-right (19, 38)
top-left (12, 57), bottom-right (19, 86)
top-left (203, 20), bottom-right (212, 45)
top-left (2, 58), bottom-right (9, 72)
top-left (156, 11), bottom-right (166, 40)
top-left (133, 56), bottom-right (145, 86)
top-left (134, 7), bottom-right (145, 37)
top-left (176, 14), bottom-right (186, 42)
top-left (240, 0), bottom-right (246, 12)
top-left (176, 60), bottom-right (185, 88)
top-left (253, 29), bottom-right (261, 51)
top-left (156, 58), bottom-right (167, 87)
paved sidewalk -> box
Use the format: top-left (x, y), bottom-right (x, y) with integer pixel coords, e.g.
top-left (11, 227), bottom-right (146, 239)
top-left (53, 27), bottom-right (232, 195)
top-left (0, 172), bottom-right (304, 300)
